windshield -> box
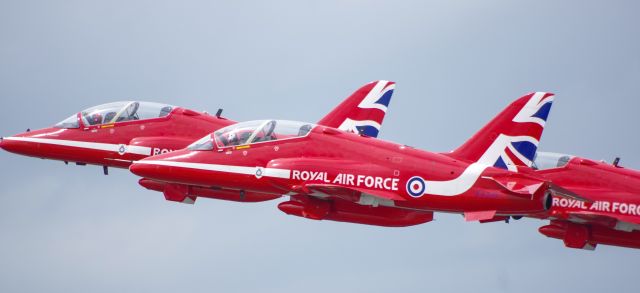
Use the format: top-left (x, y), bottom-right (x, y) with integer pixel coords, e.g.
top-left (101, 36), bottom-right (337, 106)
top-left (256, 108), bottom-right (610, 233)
top-left (532, 152), bottom-right (574, 170)
top-left (188, 134), bottom-right (214, 151)
top-left (79, 101), bottom-right (174, 126)
top-left (213, 120), bottom-right (314, 148)
top-left (54, 114), bottom-right (80, 129)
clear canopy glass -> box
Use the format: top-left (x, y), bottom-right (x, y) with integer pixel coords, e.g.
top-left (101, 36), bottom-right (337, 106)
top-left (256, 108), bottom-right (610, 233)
top-left (532, 152), bottom-right (574, 170)
top-left (55, 101), bottom-right (174, 128)
top-left (188, 134), bottom-right (215, 151)
top-left (189, 120), bottom-right (314, 149)
top-left (54, 114), bottom-right (80, 129)
top-left (77, 101), bottom-right (174, 126)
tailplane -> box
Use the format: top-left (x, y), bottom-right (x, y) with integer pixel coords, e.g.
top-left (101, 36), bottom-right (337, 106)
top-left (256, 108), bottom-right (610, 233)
top-left (317, 80), bottom-right (395, 138)
top-left (447, 92), bottom-right (555, 171)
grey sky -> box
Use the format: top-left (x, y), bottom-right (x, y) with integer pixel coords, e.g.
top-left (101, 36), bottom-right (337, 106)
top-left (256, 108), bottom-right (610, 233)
top-left (1, 1), bottom-right (639, 292)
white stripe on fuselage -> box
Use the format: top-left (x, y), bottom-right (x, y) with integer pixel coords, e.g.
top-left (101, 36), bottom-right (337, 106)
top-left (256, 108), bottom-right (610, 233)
top-left (423, 135), bottom-right (540, 196)
top-left (134, 160), bottom-right (291, 179)
top-left (422, 162), bottom-right (489, 197)
top-left (3, 137), bottom-right (152, 156)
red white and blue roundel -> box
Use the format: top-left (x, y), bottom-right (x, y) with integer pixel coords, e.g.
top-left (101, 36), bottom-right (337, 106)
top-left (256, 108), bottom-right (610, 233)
top-left (406, 176), bottom-right (426, 197)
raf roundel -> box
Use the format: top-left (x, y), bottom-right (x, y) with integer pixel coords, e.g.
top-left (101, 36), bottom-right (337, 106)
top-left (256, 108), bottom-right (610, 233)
top-left (117, 144), bottom-right (127, 156)
top-left (255, 167), bottom-right (264, 179)
top-left (406, 176), bottom-right (426, 198)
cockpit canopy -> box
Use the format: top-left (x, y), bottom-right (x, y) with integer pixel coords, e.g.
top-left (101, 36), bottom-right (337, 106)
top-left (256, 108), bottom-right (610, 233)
top-left (188, 120), bottom-right (315, 151)
top-left (532, 152), bottom-right (575, 170)
top-left (54, 101), bottom-right (174, 129)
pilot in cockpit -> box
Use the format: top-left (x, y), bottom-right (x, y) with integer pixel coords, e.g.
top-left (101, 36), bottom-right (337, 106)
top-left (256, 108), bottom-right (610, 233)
top-left (226, 132), bottom-right (239, 146)
top-left (87, 113), bottom-right (103, 125)
top-left (55, 101), bottom-right (175, 129)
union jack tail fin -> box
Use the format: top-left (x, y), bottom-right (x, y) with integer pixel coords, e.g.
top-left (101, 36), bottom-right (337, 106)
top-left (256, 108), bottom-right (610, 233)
top-left (447, 92), bottom-right (555, 172)
top-left (317, 80), bottom-right (395, 138)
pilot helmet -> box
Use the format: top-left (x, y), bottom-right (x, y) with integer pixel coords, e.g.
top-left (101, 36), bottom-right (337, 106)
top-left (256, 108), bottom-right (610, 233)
top-left (90, 113), bottom-right (103, 125)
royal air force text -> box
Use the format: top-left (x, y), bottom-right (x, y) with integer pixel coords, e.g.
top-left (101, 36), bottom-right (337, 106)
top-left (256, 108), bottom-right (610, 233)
top-left (553, 197), bottom-right (640, 216)
top-left (291, 170), bottom-right (399, 191)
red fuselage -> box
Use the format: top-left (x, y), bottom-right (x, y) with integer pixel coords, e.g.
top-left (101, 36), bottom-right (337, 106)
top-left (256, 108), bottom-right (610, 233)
top-left (130, 123), bottom-right (552, 218)
top-left (0, 106), bottom-right (287, 203)
top-left (539, 157), bottom-right (640, 222)
top-left (0, 107), bottom-right (235, 168)
top-left (530, 156), bottom-right (640, 249)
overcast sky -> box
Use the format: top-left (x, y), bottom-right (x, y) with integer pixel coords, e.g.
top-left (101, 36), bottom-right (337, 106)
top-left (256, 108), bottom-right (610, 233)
top-left (1, 1), bottom-right (639, 292)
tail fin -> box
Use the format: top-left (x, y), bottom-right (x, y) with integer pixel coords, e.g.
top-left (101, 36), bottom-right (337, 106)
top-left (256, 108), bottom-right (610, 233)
top-left (317, 80), bottom-right (395, 138)
top-left (447, 92), bottom-right (555, 171)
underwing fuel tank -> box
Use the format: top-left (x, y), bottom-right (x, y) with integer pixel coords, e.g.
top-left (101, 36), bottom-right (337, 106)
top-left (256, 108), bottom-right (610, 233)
top-left (278, 196), bottom-right (433, 227)
top-left (138, 179), bottom-right (281, 203)
top-left (539, 221), bottom-right (640, 250)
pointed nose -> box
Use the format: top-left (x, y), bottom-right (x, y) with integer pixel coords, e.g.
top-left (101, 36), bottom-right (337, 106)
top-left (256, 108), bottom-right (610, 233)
top-left (0, 136), bottom-right (37, 155)
top-left (129, 161), bottom-right (170, 181)
top-left (129, 161), bottom-right (156, 177)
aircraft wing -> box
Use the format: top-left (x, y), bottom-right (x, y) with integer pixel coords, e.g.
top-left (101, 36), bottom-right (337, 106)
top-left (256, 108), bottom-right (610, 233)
top-left (567, 210), bottom-right (640, 226)
top-left (555, 187), bottom-right (637, 201)
top-left (301, 183), bottom-right (406, 203)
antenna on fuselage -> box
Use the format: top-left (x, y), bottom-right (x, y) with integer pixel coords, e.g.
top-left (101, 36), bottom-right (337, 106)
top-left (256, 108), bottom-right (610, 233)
top-left (215, 108), bottom-right (223, 118)
top-left (613, 157), bottom-right (621, 167)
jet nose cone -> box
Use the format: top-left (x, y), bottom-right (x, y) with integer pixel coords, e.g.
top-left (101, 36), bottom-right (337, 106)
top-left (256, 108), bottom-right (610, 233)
top-left (129, 161), bottom-right (155, 177)
top-left (1, 129), bottom-right (49, 155)
top-left (0, 136), bottom-right (28, 154)
top-left (129, 161), bottom-right (166, 180)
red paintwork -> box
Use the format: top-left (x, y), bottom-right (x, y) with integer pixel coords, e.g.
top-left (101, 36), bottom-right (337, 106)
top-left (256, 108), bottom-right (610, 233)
top-left (0, 107), bottom-right (235, 168)
top-left (530, 157), bottom-right (640, 250)
top-left (540, 220), bottom-right (640, 250)
top-left (130, 127), bottom-right (550, 218)
top-left (130, 93), bottom-right (560, 227)
top-left (138, 178), bottom-right (281, 203)
top-left (278, 195), bottom-right (434, 227)
top-left (1, 80), bottom-right (397, 208)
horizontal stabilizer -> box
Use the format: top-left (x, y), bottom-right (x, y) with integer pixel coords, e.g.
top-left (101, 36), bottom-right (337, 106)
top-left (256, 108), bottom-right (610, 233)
top-left (482, 175), bottom-right (591, 202)
top-left (481, 174), bottom-right (544, 196)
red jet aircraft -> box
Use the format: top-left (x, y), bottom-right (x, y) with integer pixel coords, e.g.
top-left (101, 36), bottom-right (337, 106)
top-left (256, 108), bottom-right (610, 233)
top-left (1, 80), bottom-right (396, 204)
top-left (0, 101), bottom-right (234, 171)
top-left (527, 152), bottom-right (640, 250)
top-left (129, 92), bottom-right (576, 227)
top-left (138, 80), bottom-right (397, 204)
